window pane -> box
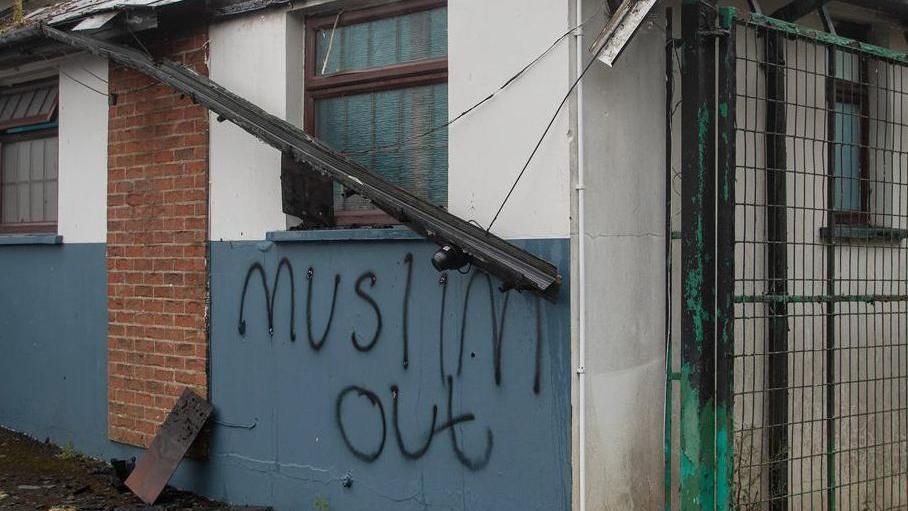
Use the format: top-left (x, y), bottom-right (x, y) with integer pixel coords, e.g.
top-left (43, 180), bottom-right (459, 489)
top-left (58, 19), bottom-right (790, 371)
top-left (315, 83), bottom-right (448, 211)
top-left (0, 136), bottom-right (58, 225)
top-left (315, 7), bottom-right (447, 76)
top-left (30, 138), bottom-right (45, 180)
top-left (834, 49), bottom-right (861, 82)
top-left (45, 180), bottom-right (57, 221)
top-left (44, 137), bottom-right (58, 180)
top-left (834, 101), bottom-right (862, 211)
top-left (2, 183), bottom-right (15, 223)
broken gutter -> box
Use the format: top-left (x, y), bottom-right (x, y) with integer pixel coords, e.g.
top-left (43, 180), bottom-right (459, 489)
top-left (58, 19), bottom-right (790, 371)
top-left (38, 24), bottom-right (562, 300)
top-left (0, 24), bottom-right (42, 46)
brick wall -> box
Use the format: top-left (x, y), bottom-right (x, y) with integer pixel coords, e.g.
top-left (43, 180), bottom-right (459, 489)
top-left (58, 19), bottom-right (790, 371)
top-left (107, 27), bottom-right (210, 447)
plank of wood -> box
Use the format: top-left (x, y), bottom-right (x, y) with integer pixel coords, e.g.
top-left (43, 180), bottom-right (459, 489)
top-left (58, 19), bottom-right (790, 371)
top-left (125, 388), bottom-right (213, 504)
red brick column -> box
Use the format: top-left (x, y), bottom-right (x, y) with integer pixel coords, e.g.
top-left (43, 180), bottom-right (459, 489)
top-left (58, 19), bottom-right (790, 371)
top-left (106, 27), bottom-right (210, 447)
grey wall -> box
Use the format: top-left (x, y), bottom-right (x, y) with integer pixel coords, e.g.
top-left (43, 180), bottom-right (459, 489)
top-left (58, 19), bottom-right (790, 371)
top-left (196, 238), bottom-right (572, 510)
top-left (0, 244), bottom-right (113, 456)
top-left (0, 238), bottom-right (572, 511)
top-left (578, 0), bottom-right (668, 508)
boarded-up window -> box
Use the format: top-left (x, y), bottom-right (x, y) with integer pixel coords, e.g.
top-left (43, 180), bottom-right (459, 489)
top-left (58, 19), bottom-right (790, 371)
top-left (0, 136), bottom-right (59, 229)
top-left (305, 1), bottom-right (448, 225)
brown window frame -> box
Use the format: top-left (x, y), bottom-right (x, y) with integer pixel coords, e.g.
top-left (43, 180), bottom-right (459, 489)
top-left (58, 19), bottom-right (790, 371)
top-left (0, 128), bottom-right (60, 234)
top-left (304, 0), bottom-right (448, 226)
top-left (831, 65), bottom-right (870, 225)
top-left (830, 22), bottom-right (871, 226)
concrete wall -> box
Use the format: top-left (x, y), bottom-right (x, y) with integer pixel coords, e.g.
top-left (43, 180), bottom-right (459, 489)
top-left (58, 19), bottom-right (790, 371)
top-left (58, 55), bottom-right (108, 244)
top-left (199, 4), bottom-right (577, 509)
top-left (208, 11), bottom-right (299, 241)
top-left (447, 0), bottom-right (573, 239)
top-left (208, 2), bottom-right (574, 241)
top-left (576, 1), bottom-right (667, 509)
top-left (184, 238), bottom-right (572, 510)
top-left (0, 245), bottom-right (110, 455)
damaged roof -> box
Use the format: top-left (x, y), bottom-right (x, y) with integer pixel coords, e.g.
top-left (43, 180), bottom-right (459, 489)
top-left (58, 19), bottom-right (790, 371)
top-left (20, 0), bottom-right (184, 26)
top-left (33, 24), bottom-right (563, 298)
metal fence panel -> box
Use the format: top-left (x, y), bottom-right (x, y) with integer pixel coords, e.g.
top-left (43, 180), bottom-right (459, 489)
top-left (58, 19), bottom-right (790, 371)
top-left (728, 16), bottom-right (908, 511)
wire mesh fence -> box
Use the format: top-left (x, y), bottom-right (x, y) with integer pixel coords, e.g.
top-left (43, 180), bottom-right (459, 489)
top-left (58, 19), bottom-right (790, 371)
top-left (729, 17), bottom-right (908, 511)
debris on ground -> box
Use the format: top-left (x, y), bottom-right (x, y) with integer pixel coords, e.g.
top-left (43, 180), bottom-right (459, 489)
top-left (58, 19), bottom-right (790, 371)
top-left (0, 426), bottom-right (234, 511)
top-left (126, 388), bottom-right (213, 505)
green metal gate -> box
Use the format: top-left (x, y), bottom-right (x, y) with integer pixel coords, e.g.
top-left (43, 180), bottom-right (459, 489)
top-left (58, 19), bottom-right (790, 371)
top-left (672, 4), bottom-right (908, 510)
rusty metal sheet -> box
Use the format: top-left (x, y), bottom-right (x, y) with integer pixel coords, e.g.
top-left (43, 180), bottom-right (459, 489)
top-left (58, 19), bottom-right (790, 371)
top-left (125, 388), bottom-right (213, 504)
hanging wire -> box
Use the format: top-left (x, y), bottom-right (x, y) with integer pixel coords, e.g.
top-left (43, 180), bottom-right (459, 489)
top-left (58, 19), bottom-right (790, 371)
top-left (59, 69), bottom-right (108, 97)
top-left (345, 6), bottom-right (606, 157)
top-left (486, 32), bottom-right (606, 232)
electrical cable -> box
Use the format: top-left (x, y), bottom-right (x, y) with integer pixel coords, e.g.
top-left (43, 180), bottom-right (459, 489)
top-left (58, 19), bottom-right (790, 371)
top-left (59, 69), bottom-right (107, 97)
top-left (346, 7), bottom-right (605, 157)
top-left (486, 40), bottom-right (604, 232)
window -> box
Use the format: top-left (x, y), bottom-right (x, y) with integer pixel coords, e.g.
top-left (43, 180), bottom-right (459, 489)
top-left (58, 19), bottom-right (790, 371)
top-left (830, 22), bottom-right (870, 225)
top-left (0, 79), bottom-right (59, 234)
top-left (305, 0), bottom-right (448, 225)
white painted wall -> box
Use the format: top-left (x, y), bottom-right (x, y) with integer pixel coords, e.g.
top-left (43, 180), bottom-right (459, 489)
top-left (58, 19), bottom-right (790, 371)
top-left (58, 55), bottom-right (108, 244)
top-left (208, 11), bottom-right (300, 241)
top-left (208, 2), bottom-right (574, 241)
top-left (577, 1), bottom-right (667, 507)
top-left (448, 0), bottom-right (573, 240)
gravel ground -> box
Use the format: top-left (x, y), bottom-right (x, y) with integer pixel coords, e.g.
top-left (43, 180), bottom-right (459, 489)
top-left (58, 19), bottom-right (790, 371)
top-left (0, 426), bottom-right (232, 511)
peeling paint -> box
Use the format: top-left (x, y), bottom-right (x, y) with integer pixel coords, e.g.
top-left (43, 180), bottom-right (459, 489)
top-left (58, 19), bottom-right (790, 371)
top-left (749, 13), bottom-right (908, 64)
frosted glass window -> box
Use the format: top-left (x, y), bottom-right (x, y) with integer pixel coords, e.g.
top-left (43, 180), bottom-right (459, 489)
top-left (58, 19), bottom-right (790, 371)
top-left (834, 102), bottom-right (862, 212)
top-left (316, 7), bottom-right (447, 76)
top-left (0, 136), bottom-right (58, 225)
top-left (316, 83), bottom-right (448, 210)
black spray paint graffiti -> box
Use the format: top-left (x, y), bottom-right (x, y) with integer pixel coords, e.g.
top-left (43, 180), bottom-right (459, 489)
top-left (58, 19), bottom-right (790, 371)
top-left (335, 378), bottom-right (492, 469)
top-left (305, 267), bottom-right (339, 351)
top-left (238, 258), bottom-right (296, 341)
top-left (237, 253), bottom-right (545, 469)
top-left (351, 272), bottom-right (381, 351)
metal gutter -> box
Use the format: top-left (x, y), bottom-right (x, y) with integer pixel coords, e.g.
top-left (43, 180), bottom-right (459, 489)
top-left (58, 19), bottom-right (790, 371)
top-left (38, 24), bottom-right (563, 299)
top-left (0, 25), bottom-right (42, 46)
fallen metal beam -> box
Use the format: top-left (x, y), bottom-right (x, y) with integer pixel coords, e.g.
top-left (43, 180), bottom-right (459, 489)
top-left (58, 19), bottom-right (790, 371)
top-left (40, 24), bottom-right (562, 299)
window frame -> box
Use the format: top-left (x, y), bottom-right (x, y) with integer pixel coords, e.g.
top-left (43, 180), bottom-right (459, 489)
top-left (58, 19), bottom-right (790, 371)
top-left (829, 22), bottom-right (872, 226)
top-left (831, 59), bottom-right (870, 225)
top-left (0, 128), bottom-right (60, 234)
top-left (303, 0), bottom-right (448, 226)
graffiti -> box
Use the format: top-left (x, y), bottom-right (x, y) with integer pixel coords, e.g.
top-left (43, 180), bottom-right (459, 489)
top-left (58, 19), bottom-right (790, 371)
top-left (438, 272), bottom-right (448, 384)
top-left (305, 267), bottom-right (339, 351)
top-left (335, 385), bottom-right (386, 463)
top-left (351, 272), bottom-right (381, 352)
top-left (238, 258), bottom-right (296, 341)
top-left (401, 253), bottom-right (413, 369)
top-left (237, 252), bottom-right (544, 470)
top-left (335, 379), bottom-right (491, 469)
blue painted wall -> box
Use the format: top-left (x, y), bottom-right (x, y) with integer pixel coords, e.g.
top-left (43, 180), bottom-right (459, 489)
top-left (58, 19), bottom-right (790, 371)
top-left (0, 244), bottom-right (113, 456)
top-left (0, 238), bottom-right (572, 511)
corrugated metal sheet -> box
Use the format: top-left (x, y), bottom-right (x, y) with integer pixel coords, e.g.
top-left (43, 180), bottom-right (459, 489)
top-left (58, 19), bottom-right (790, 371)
top-left (0, 81), bottom-right (58, 130)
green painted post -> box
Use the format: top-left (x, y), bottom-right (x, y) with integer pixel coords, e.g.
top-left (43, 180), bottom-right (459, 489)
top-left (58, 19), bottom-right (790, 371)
top-left (716, 8), bottom-right (737, 511)
top-left (679, 0), bottom-right (717, 509)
